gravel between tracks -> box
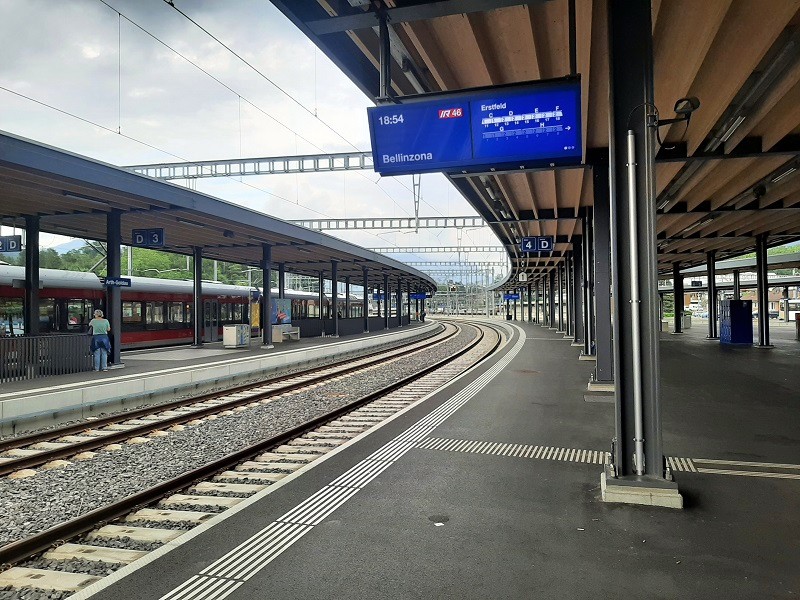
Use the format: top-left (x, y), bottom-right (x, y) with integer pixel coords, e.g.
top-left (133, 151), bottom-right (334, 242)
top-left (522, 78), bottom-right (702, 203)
top-left (0, 325), bottom-right (478, 548)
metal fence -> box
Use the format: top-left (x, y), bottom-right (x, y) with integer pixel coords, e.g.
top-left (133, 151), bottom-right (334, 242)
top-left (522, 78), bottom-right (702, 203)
top-left (0, 334), bottom-right (94, 383)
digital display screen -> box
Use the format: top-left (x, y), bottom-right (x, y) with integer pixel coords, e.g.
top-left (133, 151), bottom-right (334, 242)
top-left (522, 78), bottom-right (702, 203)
top-left (368, 78), bottom-right (581, 176)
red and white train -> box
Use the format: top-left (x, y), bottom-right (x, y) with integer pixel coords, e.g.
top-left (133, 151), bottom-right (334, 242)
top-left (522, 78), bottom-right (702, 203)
top-left (0, 265), bottom-right (363, 349)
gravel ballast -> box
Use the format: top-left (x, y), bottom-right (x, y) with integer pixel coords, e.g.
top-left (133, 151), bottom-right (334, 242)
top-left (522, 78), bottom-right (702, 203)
top-left (0, 325), bottom-right (478, 548)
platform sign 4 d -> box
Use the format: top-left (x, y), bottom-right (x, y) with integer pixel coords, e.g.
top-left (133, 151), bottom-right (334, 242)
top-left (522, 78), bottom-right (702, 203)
top-left (520, 236), bottom-right (554, 253)
top-left (132, 228), bottom-right (165, 248)
top-left (0, 235), bottom-right (22, 253)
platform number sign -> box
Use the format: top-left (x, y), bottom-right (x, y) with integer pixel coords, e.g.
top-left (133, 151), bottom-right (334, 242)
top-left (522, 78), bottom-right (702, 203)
top-left (520, 236), bottom-right (554, 253)
top-left (0, 235), bottom-right (22, 253)
top-left (132, 228), bottom-right (165, 248)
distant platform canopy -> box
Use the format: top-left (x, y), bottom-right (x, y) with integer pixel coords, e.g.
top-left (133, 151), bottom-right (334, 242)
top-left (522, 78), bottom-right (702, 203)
top-left (0, 131), bottom-right (436, 292)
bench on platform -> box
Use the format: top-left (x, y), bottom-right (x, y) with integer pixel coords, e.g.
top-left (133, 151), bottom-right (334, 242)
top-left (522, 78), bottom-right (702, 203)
top-left (272, 324), bottom-right (300, 342)
top-left (282, 326), bottom-right (300, 341)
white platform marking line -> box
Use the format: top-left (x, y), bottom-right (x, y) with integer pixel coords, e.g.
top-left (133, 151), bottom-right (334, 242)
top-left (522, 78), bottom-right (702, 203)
top-left (158, 575), bottom-right (204, 600)
top-left (289, 487), bottom-right (360, 526)
top-left (697, 468), bottom-right (800, 480)
top-left (335, 460), bottom-right (394, 489)
top-left (207, 524), bottom-right (304, 580)
top-left (694, 458), bottom-right (800, 470)
top-left (454, 439), bottom-right (472, 452)
top-left (687, 458), bottom-right (698, 473)
top-left (277, 486), bottom-right (346, 524)
top-left (192, 576), bottom-right (238, 600)
top-left (202, 522), bottom-right (297, 578)
top-left (223, 524), bottom-right (312, 581)
top-left (237, 526), bottom-right (315, 581)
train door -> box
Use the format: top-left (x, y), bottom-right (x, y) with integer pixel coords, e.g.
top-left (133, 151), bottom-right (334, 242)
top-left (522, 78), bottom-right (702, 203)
top-left (203, 300), bottom-right (219, 342)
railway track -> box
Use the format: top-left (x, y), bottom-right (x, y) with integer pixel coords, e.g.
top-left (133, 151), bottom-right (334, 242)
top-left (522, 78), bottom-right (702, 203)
top-left (0, 321), bottom-right (506, 599)
top-left (0, 323), bottom-right (454, 477)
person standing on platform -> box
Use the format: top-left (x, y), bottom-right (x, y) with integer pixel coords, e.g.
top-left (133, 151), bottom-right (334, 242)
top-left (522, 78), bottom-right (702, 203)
top-left (420, 309), bottom-right (426, 323)
top-left (89, 309), bottom-right (111, 372)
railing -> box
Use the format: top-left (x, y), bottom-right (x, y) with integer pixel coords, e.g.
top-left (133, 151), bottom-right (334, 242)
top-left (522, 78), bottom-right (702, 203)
top-left (0, 334), bottom-right (94, 383)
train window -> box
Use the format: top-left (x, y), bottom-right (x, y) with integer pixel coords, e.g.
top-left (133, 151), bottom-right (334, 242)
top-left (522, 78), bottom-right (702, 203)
top-left (232, 302), bottom-right (243, 322)
top-left (67, 300), bottom-right (91, 331)
top-left (168, 302), bottom-right (185, 324)
top-left (39, 302), bottom-right (56, 332)
top-left (145, 302), bottom-right (165, 328)
top-left (123, 302), bottom-right (143, 323)
top-left (0, 298), bottom-right (23, 336)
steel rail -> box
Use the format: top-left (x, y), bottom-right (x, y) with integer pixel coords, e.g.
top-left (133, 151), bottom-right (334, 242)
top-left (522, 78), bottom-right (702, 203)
top-left (0, 323), bottom-right (501, 566)
top-left (0, 325), bottom-right (453, 475)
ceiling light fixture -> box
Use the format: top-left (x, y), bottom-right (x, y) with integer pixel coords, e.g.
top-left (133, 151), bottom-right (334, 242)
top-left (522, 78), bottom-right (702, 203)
top-left (719, 115), bottom-right (746, 143)
top-left (175, 217), bottom-right (206, 228)
top-left (771, 167), bottom-right (797, 183)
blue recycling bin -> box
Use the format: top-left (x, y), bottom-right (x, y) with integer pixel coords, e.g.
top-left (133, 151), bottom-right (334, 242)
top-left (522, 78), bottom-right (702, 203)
top-left (720, 300), bottom-right (752, 345)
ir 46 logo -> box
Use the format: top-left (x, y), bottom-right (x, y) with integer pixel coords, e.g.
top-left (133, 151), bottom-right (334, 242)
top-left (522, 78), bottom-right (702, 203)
top-left (438, 107), bottom-right (464, 119)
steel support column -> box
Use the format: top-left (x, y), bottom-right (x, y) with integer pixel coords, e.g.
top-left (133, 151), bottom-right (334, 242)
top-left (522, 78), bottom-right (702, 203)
top-left (706, 251), bottom-right (718, 339)
top-left (535, 280), bottom-right (540, 323)
top-left (331, 260), bottom-right (339, 337)
top-left (397, 282), bottom-right (402, 327)
top-left (565, 255), bottom-right (573, 336)
top-left (278, 263), bottom-right (285, 299)
top-left (572, 238), bottom-right (584, 345)
top-left (592, 154), bottom-right (613, 382)
top-left (607, 0), bottom-right (669, 487)
top-left (406, 282), bottom-right (411, 323)
top-left (673, 262), bottom-right (683, 334)
top-left (527, 282), bottom-right (533, 322)
top-left (23, 215), bottom-right (40, 336)
top-left (318, 271), bottom-right (324, 327)
top-left (732, 269), bottom-right (741, 300)
top-left (192, 247), bottom-right (203, 347)
top-left (557, 263), bottom-right (565, 331)
top-left (582, 211), bottom-right (595, 355)
top-left (107, 210), bottom-right (122, 364)
top-left (756, 234), bottom-right (771, 347)
top-left (362, 267), bottom-right (369, 333)
top-left (384, 273), bottom-right (389, 330)
top-left (345, 276), bottom-right (351, 318)
top-left (548, 271), bottom-right (556, 328)
top-left (261, 244), bottom-right (273, 347)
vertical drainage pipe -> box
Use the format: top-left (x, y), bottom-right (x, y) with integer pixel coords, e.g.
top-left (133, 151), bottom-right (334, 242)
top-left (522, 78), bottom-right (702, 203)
top-left (627, 130), bottom-right (645, 476)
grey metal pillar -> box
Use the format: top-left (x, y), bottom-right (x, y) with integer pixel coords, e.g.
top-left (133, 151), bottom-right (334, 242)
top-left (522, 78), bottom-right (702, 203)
top-left (557, 264), bottom-right (565, 331)
top-left (534, 280), bottom-right (540, 323)
top-left (672, 262), bottom-right (683, 334)
top-left (23, 215), bottom-right (40, 336)
top-left (318, 270), bottom-right (324, 328)
top-left (784, 286), bottom-right (790, 322)
top-left (592, 153), bottom-right (613, 382)
top-left (572, 238), bottom-right (584, 345)
top-left (192, 247), bottom-right (203, 347)
top-left (513, 293), bottom-right (518, 320)
top-left (505, 298), bottom-right (510, 319)
top-left (732, 269), bottom-right (741, 300)
top-left (583, 210), bottom-right (595, 355)
top-left (261, 244), bottom-right (273, 347)
top-left (756, 234), bottom-right (771, 347)
top-left (548, 269), bottom-right (556, 329)
top-left (527, 282), bottom-right (533, 322)
top-left (331, 260), bottom-right (339, 337)
top-left (362, 266), bottom-right (369, 333)
top-left (107, 210), bottom-right (122, 364)
top-left (607, 0), bottom-right (667, 483)
top-left (278, 263), bottom-right (285, 299)
top-left (565, 255), bottom-right (573, 336)
top-left (384, 273), bottom-right (390, 330)
top-left (706, 251), bottom-right (718, 339)
top-left (406, 281), bottom-right (411, 323)
top-left (397, 282), bottom-right (402, 327)
top-left (345, 276), bottom-right (351, 318)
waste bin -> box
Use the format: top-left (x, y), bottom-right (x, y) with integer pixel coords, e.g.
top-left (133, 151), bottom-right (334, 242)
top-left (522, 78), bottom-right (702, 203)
top-left (223, 324), bottom-right (251, 348)
top-left (506, 314), bottom-right (512, 321)
top-left (682, 313), bottom-right (692, 329)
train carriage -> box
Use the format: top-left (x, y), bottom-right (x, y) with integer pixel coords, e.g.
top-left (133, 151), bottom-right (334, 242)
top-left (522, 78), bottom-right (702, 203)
top-left (0, 266), bottom-right (363, 349)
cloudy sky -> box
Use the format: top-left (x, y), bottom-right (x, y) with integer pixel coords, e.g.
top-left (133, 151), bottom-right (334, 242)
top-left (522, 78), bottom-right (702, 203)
top-left (0, 0), bottom-right (505, 276)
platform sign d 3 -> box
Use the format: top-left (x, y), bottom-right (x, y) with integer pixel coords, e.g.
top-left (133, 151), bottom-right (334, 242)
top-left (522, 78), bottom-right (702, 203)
top-left (132, 228), bottom-right (165, 248)
top-left (0, 235), bottom-right (22, 253)
top-left (503, 293), bottom-right (520, 301)
top-left (520, 236), bottom-right (554, 253)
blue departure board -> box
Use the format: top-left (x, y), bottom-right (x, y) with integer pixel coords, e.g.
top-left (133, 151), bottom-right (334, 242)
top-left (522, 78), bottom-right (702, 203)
top-left (368, 78), bottom-right (581, 176)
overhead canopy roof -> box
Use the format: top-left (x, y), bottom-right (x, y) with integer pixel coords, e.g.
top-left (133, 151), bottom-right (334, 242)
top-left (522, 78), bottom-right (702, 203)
top-left (272, 0), bottom-right (800, 288)
top-left (0, 132), bottom-right (437, 292)
top-left (679, 252), bottom-right (800, 276)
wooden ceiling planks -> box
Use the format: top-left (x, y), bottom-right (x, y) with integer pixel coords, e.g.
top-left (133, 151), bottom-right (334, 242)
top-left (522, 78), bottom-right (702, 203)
top-left (671, 0), bottom-right (800, 154)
